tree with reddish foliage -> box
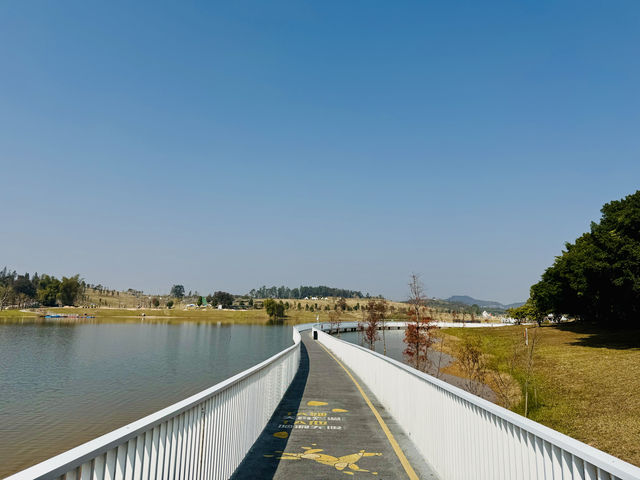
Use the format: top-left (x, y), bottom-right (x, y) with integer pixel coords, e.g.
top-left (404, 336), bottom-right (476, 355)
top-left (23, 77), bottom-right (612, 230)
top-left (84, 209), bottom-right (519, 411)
top-left (367, 299), bottom-right (389, 354)
top-left (363, 299), bottom-right (386, 350)
top-left (357, 309), bottom-right (366, 346)
top-left (403, 274), bottom-right (435, 371)
top-left (328, 309), bottom-right (342, 335)
top-left (361, 299), bottom-right (388, 351)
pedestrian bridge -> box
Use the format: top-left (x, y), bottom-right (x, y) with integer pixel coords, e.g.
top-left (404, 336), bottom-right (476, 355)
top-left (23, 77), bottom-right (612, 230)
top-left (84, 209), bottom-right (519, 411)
top-left (7, 323), bottom-right (640, 480)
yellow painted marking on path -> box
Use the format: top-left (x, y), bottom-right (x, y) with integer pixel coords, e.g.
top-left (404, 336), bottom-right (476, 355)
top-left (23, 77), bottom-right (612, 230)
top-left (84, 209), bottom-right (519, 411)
top-left (307, 400), bottom-right (328, 406)
top-left (273, 431), bottom-right (289, 439)
top-left (278, 446), bottom-right (381, 475)
top-left (317, 342), bottom-right (419, 480)
top-left (332, 408), bottom-right (349, 413)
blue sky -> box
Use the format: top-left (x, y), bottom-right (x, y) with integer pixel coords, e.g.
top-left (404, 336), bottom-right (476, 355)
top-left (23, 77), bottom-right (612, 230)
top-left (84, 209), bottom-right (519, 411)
top-left (1, 1), bottom-right (638, 302)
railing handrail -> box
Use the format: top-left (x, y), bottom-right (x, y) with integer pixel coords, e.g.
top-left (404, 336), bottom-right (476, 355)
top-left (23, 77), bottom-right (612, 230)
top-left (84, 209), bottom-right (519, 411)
top-left (319, 320), bottom-right (512, 329)
top-left (314, 325), bottom-right (640, 479)
top-left (6, 323), bottom-right (314, 480)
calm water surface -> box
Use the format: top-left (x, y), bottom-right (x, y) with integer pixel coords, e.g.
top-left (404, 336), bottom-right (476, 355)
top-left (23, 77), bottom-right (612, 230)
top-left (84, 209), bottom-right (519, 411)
top-left (0, 319), bottom-right (292, 477)
top-left (339, 328), bottom-right (496, 403)
top-left (338, 328), bottom-right (409, 361)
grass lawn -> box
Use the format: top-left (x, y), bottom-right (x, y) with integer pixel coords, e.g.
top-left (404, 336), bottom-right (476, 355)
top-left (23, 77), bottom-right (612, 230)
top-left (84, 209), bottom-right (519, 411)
top-left (0, 306), bottom-right (366, 325)
top-left (0, 309), bottom-right (38, 319)
top-left (442, 323), bottom-right (640, 466)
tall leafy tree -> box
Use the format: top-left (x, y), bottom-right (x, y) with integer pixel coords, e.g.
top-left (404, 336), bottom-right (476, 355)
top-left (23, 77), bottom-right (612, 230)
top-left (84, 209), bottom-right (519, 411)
top-left (264, 298), bottom-right (285, 319)
top-left (209, 291), bottom-right (234, 308)
top-left (507, 300), bottom-right (543, 326)
top-left (170, 285), bottom-right (185, 299)
top-left (58, 275), bottom-right (83, 306)
top-left (37, 275), bottom-right (61, 306)
top-left (14, 274), bottom-right (36, 298)
top-left (530, 190), bottom-right (640, 326)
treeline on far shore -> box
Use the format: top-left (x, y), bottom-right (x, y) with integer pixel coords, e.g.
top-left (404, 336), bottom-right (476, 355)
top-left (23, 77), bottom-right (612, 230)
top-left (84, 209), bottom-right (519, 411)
top-left (0, 268), bottom-right (83, 309)
top-left (0, 270), bottom-right (380, 312)
top-left (248, 285), bottom-right (376, 299)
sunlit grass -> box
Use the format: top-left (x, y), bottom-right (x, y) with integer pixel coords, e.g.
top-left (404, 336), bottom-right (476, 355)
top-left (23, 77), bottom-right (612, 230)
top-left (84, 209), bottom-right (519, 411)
top-left (0, 309), bottom-right (38, 319)
top-left (5, 305), bottom-right (369, 325)
top-left (442, 324), bottom-right (640, 466)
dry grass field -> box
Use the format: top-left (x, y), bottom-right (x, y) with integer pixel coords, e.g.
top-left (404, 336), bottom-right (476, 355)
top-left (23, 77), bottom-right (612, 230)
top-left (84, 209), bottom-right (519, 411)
top-left (3, 295), bottom-right (412, 325)
top-left (2, 286), bottom-right (498, 324)
top-left (0, 293), bottom-right (502, 326)
top-left (442, 324), bottom-right (640, 466)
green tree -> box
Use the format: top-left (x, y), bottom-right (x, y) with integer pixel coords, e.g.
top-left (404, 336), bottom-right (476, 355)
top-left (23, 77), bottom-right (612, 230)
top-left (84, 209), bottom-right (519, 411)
top-left (530, 190), bottom-right (640, 326)
top-left (170, 285), bottom-right (185, 299)
top-left (14, 274), bottom-right (36, 299)
top-left (196, 296), bottom-right (203, 306)
top-left (264, 298), bottom-right (285, 319)
top-left (0, 285), bottom-right (11, 310)
top-left (166, 299), bottom-right (174, 309)
top-left (210, 291), bottom-right (234, 308)
top-left (507, 300), bottom-right (542, 326)
top-left (37, 275), bottom-right (61, 307)
top-left (152, 297), bottom-right (160, 308)
top-left (58, 275), bottom-right (82, 306)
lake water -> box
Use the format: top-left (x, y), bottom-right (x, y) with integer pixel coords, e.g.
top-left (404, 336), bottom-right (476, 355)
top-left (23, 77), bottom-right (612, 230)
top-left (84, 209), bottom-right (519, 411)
top-left (0, 319), bottom-right (293, 477)
top-left (338, 328), bottom-right (410, 361)
top-left (339, 327), bottom-right (497, 403)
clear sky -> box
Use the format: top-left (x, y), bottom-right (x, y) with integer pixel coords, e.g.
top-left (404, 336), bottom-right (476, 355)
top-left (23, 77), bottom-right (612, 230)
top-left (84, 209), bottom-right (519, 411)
top-left (1, 1), bottom-right (639, 303)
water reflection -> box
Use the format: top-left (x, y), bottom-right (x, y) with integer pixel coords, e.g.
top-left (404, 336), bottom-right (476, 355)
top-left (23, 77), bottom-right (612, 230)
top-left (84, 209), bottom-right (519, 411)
top-left (0, 320), bottom-right (292, 477)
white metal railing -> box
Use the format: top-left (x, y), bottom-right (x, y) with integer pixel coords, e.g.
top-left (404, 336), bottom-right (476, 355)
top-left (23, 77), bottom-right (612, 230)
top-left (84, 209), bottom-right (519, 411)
top-left (315, 326), bottom-right (640, 480)
top-left (317, 320), bottom-right (512, 332)
top-left (6, 324), bottom-right (314, 480)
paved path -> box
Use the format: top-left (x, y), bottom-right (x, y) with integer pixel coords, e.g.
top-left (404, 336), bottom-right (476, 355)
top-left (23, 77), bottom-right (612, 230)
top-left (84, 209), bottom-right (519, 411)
top-left (232, 333), bottom-right (438, 479)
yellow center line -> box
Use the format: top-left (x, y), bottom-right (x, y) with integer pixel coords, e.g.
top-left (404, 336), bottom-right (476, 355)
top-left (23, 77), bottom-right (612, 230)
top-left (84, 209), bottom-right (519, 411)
top-left (316, 341), bottom-right (419, 480)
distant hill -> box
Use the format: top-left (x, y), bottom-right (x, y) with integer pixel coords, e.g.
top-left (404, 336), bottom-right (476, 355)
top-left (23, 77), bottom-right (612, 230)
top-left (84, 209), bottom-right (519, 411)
top-left (446, 295), bottom-right (524, 310)
top-left (503, 301), bottom-right (527, 310)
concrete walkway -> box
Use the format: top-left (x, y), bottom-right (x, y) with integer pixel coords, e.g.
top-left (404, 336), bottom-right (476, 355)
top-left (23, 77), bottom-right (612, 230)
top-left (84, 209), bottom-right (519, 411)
top-left (232, 333), bottom-right (438, 479)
